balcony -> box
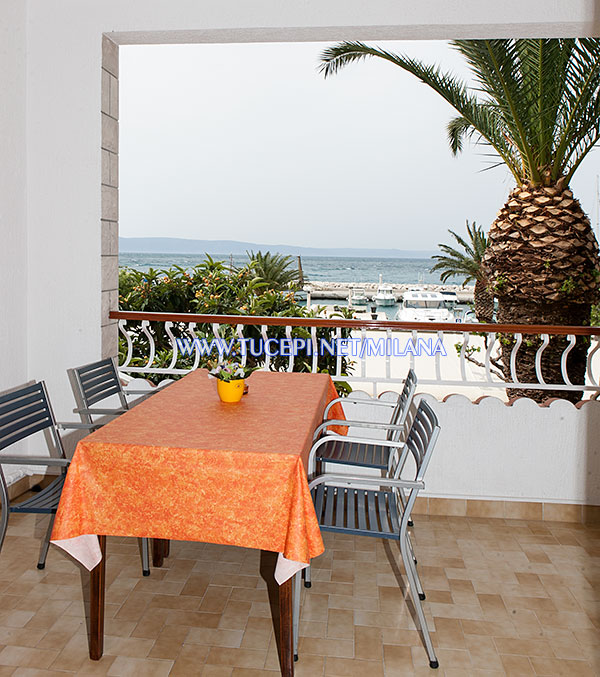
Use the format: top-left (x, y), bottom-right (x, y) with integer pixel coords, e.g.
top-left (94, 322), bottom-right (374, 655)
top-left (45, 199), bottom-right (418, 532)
top-left (3, 5), bottom-right (600, 674)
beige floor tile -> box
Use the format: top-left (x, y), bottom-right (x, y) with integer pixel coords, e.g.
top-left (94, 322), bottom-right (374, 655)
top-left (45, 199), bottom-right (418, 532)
top-left (0, 645), bottom-right (59, 669)
top-left (500, 653), bottom-right (536, 675)
top-left (106, 655), bottom-right (173, 676)
top-left (298, 637), bottom-right (354, 658)
top-left (1, 511), bottom-right (598, 676)
top-left (325, 656), bottom-right (384, 676)
top-left (204, 647), bottom-right (265, 669)
top-left (325, 608), bottom-right (353, 640)
top-left (383, 643), bottom-right (414, 671)
top-left (200, 667), bottom-right (233, 677)
top-left (529, 656), bottom-right (596, 676)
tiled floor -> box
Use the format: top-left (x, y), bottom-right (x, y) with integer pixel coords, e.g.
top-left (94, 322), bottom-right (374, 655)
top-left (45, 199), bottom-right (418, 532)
top-left (0, 512), bottom-right (598, 676)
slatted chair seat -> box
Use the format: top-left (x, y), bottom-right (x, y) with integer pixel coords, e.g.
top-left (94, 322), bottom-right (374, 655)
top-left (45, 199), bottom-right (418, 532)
top-left (311, 369), bottom-right (417, 473)
top-left (314, 438), bottom-right (390, 469)
top-left (312, 484), bottom-right (400, 538)
top-left (10, 475), bottom-right (66, 514)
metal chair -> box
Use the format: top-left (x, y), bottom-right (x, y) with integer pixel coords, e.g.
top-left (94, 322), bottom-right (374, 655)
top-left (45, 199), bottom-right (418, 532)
top-left (59, 357), bottom-right (155, 575)
top-left (0, 381), bottom-right (71, 570)
top-left (310, 369), bottom-right (417, 473)
top-left (64, 357), bottom-right (152, 430)
top-left (297, 399), bottom-right (441, 669)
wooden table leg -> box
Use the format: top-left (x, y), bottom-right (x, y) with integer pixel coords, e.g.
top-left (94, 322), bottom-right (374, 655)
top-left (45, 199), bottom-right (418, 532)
top-left (279, 577), bottom-right (294, 677)
top-left (89, 535), bottom-right (106, 660)
top-left (152, 538), bottom-right (169, 567)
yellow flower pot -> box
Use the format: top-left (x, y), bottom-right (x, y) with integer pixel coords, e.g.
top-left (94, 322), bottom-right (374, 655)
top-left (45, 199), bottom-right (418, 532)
top-left (217, 379), bottom-right (245, 403)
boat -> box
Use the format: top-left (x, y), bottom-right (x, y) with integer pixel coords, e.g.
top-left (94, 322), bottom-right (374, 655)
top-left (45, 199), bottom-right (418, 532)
top-left (373, 275), bottom-right (396, 306)
top-left (349, 286), bottom-right (368, 306)
top-left (395, 290), bottom-right (458, 322)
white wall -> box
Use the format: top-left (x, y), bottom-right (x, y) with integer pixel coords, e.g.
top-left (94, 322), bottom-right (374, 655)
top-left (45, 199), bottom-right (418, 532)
top-left (1, 0), bottom-right (599, 490)
top-left (422, 395), bottom-right (600, 504)
top-left (337, 393), bottom-right (600, 505)
top-left (0, 0), bottom-right (27, 392)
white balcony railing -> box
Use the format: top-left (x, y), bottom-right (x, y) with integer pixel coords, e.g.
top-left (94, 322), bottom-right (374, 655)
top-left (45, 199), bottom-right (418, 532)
top-left (110, 311), bottom-right (600, 397)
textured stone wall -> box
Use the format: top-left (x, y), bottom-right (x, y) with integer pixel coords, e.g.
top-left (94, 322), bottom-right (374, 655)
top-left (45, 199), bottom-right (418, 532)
top-left (101, 35), bottom-right (119, 358)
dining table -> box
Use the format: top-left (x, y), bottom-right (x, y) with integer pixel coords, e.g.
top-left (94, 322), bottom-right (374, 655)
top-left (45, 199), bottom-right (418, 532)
top-left (50, 368), bottom-right (344, 676)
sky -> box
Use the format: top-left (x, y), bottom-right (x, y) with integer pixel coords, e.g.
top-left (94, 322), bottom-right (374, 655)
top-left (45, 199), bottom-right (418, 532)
top-left (120, 41), bottom-right (600, 252)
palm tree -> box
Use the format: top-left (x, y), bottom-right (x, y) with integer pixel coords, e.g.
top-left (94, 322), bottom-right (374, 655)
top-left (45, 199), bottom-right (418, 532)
top-left (431, 221), bottom-right (494, 323)
top-left (246, 251), bottom-right (302, 291)
top-left (320, 39), bottom-right (600, 401)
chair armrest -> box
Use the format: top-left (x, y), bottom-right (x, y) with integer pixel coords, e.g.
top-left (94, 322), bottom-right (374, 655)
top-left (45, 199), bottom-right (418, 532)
top-left (57, 422), bottom-right (102, 431)
top-left (313, 419), bottom-right (404, 440)
top-left (308, 473), bottom-right (424, 492)
top-left (308, 434), bottom-right (405, 475)
top-left (323, 397), bottom-right (397, 419)
top-left (73, 407), bottom-right (125, 416)
top-left (0, 456), bottom-right (70, 467)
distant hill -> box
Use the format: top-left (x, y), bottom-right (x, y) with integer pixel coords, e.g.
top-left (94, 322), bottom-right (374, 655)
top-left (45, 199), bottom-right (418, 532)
top-left (119, 237), bottom-right (436, 259)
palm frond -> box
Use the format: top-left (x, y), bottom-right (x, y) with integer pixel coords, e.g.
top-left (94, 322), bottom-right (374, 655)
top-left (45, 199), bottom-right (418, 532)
top-left (430, 221), bottom-right (488, 284)
top-left (320, 38), bottom-right (600, 188)
top-left (319, 41), bottom-right (523, 180)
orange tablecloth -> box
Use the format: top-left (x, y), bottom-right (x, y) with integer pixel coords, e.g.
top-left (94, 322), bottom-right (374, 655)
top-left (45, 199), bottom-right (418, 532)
top-left (52, 370), bottom-right (343, 571)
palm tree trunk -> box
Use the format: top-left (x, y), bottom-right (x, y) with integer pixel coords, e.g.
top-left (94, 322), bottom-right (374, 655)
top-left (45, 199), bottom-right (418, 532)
top-left (484, 182), bottom-right (599, 404)
top-left (474, 279), bottom-right (494, 323)
top-left (496, 300), bottom-right (590, 403)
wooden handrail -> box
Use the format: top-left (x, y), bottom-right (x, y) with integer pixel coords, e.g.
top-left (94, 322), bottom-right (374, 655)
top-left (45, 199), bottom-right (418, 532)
top-left (109, 310), bottom-right (600, 336)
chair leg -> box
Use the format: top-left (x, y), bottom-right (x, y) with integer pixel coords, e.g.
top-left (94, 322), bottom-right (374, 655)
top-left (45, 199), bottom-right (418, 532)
top-left (141, 538), bottom-right (150, 576)
top-left (303, 565), bottom-right (311, 588)
top-left (0, 504), bottom-right (9, 556)
top-left (405, 533), bottom-right (424, 600)
top-left (37, 513), bottom-right (56, 570)
top-left (293, 571), bottom-right (301, 661)
top-left (399, 530), bottom-right (438, 669)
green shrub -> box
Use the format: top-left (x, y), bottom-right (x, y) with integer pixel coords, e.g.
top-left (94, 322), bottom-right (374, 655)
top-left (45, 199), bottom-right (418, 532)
top-left (119, 256), bottom-right (354, 391)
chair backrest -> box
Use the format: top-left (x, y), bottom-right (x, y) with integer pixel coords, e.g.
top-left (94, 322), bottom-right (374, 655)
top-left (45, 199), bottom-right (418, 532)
top-left (0, 381), bottom-right (66, 456)
top-left (387, 369), bottom-right (417, 441)
top-left (392, 398), bottom-right (439, 482)
top-left (69, 358), bottom-right (128, 417)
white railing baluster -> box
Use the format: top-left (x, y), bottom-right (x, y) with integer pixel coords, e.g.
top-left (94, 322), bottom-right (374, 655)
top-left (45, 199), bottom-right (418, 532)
top-left (385, 329), bottom-right (392, 381)
top-left (236, 324), bottom-right (247, 368)
top-left (459, 331), bottom-right (469, 382)
top-left (586, 335), bottom-right (600, 386)
top-left (285, 325), bottom-right (294, 372)
top-left (212, 323), bottom-right (223, 364)
top-left (311, 327), bottom-right (318, 373)
top-left (410, 330), bottom-right (418, 372)
top-left (534, 334), bottom-right (550, 385)
top-left (484, 332), bottom-right (496, 382)
top-left (164, 321), bottom-right (178, 371)
top-left (335, 327), bottom-right (342, 377)
top-left (118, 320), bottom-right (133, 368)
top-left (561, 334), bottom-right (576, 386)
top-left (187, 322), bottom-right (202, 371)
top-left (435, 330), bottom-right (443, 382)
top-left (360, 328), bottom-right (367, 378)
top-left (261, 325), bottom-right (270, 371)
top-left (510, 333), bottom-right (523, 384)
top-left (140, 320), bottom-right (156, 370)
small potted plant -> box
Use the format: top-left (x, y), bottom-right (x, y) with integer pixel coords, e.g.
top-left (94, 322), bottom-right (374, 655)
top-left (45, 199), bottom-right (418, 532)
top-left (208, 360), bottom-right (255, 403)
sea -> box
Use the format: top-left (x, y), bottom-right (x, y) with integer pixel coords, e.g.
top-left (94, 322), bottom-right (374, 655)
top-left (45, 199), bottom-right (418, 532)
top-left (119, 252), bottom-right (469, 319)
top-left (119, 252), bottom-right (457, 286)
